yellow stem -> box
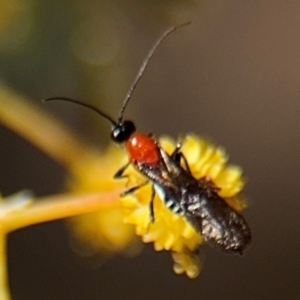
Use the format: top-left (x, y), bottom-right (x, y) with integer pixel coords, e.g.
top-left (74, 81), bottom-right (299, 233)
top-left (0, 232), bottom-right (10, 300)
top-left (0, 82), bottom-right (99, 170)
top-left (0, 83), bottom-right (125, 298)
top-left (3, 190), bottom-right (122, 233)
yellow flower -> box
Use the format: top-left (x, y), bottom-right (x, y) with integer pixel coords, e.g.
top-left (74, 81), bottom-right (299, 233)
top-left (117, 134), bottom-right (245, 278)
top-left (69, 135), bottom-right (246, 278)
top-left (67, 133), bottom-right (246, 277)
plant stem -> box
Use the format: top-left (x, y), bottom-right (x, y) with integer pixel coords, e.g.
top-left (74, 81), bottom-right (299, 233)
top-left (3, 191), bottom-right (121, 233)
top-left (0, 232), bottom-right (10, 300)
top-left (0, 82), bottom-right (99, 171)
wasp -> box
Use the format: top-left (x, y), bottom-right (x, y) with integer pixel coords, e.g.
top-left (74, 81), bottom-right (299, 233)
top-left (45, 22), bottom-right (251, 255)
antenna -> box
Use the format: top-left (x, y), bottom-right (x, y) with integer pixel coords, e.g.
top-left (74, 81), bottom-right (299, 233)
top-left (43, 97), bottom-right (117, 126)
top-left (117, 21), bottom-right (191, 122)
top-left (44, 22), bottom-right (191, 126)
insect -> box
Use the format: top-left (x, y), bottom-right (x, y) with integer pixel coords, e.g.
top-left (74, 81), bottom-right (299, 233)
top-left (45, 23), bottom-right (251, 255)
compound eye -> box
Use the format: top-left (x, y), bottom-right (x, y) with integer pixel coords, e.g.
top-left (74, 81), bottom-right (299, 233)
top-left (111, 120), bottom-right (136, 143)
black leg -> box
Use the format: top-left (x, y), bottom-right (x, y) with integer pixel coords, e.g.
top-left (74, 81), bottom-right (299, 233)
top-left (171, 142), bottom-right (192, 175)
top-left (115, 160), bottom-right (156, 223)
top-left (149, 185), bottom-right (156, 223)
top-left (120, 181), bottom-right (148, 197)
top-left (114, 162), bottom-right (131, 179)
top-left (170, 142), bottom-right (182, 162)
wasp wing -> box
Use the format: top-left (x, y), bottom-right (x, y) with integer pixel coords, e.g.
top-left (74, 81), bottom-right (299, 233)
top-left (136, 144), bottom-right (251, 255)
top-left (185, 187), bottom-right (251, 254)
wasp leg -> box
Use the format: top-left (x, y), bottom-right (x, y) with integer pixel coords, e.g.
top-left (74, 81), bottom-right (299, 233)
top-left (120, 181), bottom-right (148, 197)
top-left (114, 162), bottom-right (131, 179)
top-left (170, 142), bottom-right (182, 162)
top-left (149, 185), bottom-right (156, 223)
top-left (171, 142), bottom-right (192, 175)
top-left (115, 162), bottom-right (149, 196)
top-left (115, 161), bottom-right (156, 222)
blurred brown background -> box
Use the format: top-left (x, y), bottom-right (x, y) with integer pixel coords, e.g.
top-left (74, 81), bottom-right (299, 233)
top-left (1, 0), bottom-right (300, 299)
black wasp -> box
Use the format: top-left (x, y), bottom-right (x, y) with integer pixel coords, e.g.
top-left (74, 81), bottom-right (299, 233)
top-left (45, 22), bottom-right (251, 255)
